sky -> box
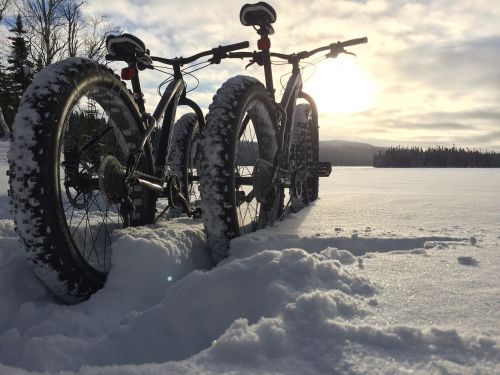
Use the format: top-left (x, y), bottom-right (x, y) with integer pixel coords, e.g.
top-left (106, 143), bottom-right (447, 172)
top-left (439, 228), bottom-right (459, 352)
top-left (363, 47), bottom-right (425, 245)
top-left (81, 0), bottom-right (500, 151)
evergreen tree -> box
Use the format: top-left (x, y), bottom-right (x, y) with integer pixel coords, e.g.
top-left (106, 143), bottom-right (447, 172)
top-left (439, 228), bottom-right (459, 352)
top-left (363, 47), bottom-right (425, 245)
top-left (4, 14), bottom-right (34, 127)
top-left (8, 14), bottom-right (33, 92)
top-left (0, 60), bottom-right (12, 134)
top-left (373, 145), bottom-right (500, 168)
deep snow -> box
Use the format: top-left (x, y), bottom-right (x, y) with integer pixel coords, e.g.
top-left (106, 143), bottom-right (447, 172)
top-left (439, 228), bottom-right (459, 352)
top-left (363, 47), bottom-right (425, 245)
top-left (0, 139), bottom-right (499, 374)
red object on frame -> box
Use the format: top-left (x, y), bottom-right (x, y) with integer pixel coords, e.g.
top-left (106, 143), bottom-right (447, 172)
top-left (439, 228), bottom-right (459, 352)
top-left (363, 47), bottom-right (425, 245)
top-left (121, 67), bottom-right (136, 80)
top-left (257, 36), bottom-right (271, 50)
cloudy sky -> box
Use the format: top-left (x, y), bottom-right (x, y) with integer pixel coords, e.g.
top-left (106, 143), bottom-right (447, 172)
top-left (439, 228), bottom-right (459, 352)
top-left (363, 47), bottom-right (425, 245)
top-left (86, 0), bottom-right (500, 150)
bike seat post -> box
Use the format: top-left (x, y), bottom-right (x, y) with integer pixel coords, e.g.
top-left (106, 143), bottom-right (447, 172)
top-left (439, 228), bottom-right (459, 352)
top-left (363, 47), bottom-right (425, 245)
top-left (130, 63), bottom-right (146, 114)
top-left (240, 2), bottom-right (276, 99)
top-left (257, 29), bottom-right (275, 100)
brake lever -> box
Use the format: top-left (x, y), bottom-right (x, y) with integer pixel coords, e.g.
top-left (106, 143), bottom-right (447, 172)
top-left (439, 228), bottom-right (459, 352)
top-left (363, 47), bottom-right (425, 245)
top-left (326, 48), bottom-right (356, 59)
top-left (245, 60), bottom-right (256, 69)
top-left (209, 50), bottom-right (225, 65)
top-left (326, 51), bottom-right (340, 59)
top-left (210, 56), bottom-right (222, 64)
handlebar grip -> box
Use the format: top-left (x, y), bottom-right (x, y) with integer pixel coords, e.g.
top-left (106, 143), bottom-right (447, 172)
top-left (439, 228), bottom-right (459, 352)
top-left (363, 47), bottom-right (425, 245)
top-left (217, 41), bottom-right (250, 53)
top-left (341, 37), bottom-right (368, 47)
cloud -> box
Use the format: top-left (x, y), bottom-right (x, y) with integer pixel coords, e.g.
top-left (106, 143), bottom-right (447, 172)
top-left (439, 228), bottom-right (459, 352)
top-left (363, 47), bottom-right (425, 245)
top-left (397, 122), bottom-right (473, 131)
top-left (397, 37), bottom-right (500, 100)
top-left (78, 0), bottom-right (500, 150)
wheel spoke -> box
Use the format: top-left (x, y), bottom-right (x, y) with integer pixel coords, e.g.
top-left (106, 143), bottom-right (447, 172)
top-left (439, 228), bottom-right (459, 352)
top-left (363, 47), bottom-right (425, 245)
top-left (79, 125), bottom-right (114, 157)
top-left (85, 211), bottom-right (99, 263)
top-left (234, 115), bottom-right (262, 233)
top-left (57, 88), bottom-right (152, 275)
top-left (238, 115), bottom-right (251, 139)
top-left (68, 203), bottom-right (76, 227)
top-left (71, 209), bottom-right (88, 237)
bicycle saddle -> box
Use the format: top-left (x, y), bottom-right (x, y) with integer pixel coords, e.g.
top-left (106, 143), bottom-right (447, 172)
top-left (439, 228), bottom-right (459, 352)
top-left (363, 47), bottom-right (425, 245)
top-left (106, 33), bottom-right (149, 58)
top-left (240, 2), bottom-right (276, 33)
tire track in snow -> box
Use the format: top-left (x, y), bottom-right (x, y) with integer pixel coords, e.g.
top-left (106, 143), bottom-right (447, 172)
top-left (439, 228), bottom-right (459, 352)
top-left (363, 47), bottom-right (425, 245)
top-left (230, 232), bottom-right (469, 258)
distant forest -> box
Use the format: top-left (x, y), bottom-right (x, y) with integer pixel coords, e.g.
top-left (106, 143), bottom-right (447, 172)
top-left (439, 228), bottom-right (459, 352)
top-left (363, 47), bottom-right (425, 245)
top-left (374, 146), bottom-right (500, 168)
top-left (319, 140), bottom-right (382, 166)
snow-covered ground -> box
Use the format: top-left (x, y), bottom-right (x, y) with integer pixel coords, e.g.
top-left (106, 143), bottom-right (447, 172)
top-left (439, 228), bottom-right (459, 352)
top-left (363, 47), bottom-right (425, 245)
top-left (0, 138), bottom-right (499, 374)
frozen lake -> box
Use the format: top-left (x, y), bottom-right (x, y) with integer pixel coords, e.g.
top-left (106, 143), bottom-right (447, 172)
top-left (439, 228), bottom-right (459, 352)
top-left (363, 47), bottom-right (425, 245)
top-left (1, 139), bottom-right (499, 374)
top-left (281, 166), bottom-right (500, 235)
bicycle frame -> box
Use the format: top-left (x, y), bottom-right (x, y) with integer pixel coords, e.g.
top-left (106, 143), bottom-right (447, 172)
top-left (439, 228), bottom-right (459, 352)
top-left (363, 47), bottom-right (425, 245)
top-left (252, 50), bottom-right (319, 188)
top-left (228, 32), bottom-right (366, 187)
top-left (114, 65), bottom-right (205, 203)
top-left (130, 70), bottom-right (205, 179)
top-left (275, 64), bottom-right (318, 173)
top-left (107, 39), bottom-right (249, 203)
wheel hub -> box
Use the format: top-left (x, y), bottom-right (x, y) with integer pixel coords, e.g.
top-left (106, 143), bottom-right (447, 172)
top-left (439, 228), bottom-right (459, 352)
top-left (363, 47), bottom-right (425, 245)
top-left (98, 155), bottom-right (129, 204)
top-left (63, 156), bottom-right (95, 209)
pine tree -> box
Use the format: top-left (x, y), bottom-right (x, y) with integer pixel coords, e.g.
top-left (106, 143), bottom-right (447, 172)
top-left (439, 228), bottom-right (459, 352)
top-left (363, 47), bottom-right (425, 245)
top-left (4, 14), bottom-right (34, 127)
top-left (0, 60), bottom-right (11, 134)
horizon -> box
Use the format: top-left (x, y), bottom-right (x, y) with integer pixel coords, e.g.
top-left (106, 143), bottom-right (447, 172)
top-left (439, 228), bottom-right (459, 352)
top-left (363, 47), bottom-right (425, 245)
top-left (319, 139), bottom-right (500, 152)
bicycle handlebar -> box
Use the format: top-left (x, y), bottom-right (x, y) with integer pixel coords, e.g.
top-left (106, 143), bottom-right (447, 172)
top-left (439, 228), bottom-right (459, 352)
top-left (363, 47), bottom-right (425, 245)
top-left (150, 41), bottom-right (250, 66)
top-left (341, 37), bottom-right (368, 47)
top-left (295, 37), bottom-right (368, 60)
top-left (217, 41), bottom-right (250, 54)
top-left (228, 37), bottom-right (368, 63)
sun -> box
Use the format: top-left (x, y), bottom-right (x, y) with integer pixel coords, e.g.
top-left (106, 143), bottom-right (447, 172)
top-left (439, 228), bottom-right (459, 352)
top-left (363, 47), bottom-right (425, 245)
top-left (302, 58), bottom-right (375, 114)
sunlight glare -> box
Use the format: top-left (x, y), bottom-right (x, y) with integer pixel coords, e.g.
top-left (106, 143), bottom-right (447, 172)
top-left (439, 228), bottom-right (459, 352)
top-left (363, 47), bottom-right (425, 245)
top-left (303, 58), bottom-right (376, 114)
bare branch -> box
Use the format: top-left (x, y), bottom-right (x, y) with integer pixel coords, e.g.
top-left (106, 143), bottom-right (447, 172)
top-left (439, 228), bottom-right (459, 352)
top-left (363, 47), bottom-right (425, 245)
top-left (18, 0), bottom-right (69, 66)
top-left (0, 0), bottom-right (10, 22)
top-left (62, 0), bottom-right (83, 57)
top-left (4, 0), bottom-right (120, 65)
top-left (82, 13), bottom-right (120, 62)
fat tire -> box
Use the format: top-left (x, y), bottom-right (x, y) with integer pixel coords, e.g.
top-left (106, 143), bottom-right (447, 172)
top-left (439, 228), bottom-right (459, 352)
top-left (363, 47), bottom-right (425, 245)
top-left (8, 58), bottom-right (155, 303)
top-left (200, 76), bottom-right (281, 262)
top-left (168, 113), bottom-right (201, 214)
top-left (290, 103), bottom-right (319, 211)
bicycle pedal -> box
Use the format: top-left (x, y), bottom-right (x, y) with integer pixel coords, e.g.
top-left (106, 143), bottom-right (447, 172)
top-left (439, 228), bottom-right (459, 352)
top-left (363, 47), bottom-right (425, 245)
top-left (311, 161), bottom-right (332, 177)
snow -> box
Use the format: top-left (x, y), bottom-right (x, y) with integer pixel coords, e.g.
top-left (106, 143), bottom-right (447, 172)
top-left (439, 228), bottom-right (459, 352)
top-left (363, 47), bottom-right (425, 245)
top-left (0, 139), bottom-right (499, 374)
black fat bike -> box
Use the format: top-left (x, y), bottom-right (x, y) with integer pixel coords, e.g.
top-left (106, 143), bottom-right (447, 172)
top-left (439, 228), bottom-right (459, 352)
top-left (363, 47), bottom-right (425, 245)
top-left (8, 33), bottom-right (248, 303)
top-left (200, 2), bottom-right (367, 260)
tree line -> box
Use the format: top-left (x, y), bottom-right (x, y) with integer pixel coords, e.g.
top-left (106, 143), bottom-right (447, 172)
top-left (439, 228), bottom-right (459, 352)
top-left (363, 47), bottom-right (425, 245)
top-left (374, 145), bottom-right (500, 167)
top-left (0, 0), bottom-right (118, 136)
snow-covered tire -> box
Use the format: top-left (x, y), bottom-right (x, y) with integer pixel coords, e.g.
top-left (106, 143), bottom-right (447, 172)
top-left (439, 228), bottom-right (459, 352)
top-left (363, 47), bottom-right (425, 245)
top-left (8, 58), bottom-right (155, 303)
top-left (290, 103), bottom-right (319, 211)
top-left (200, 76), bottom-right (282, 262)
top-left (167, 113), bottom-right (201, 215)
